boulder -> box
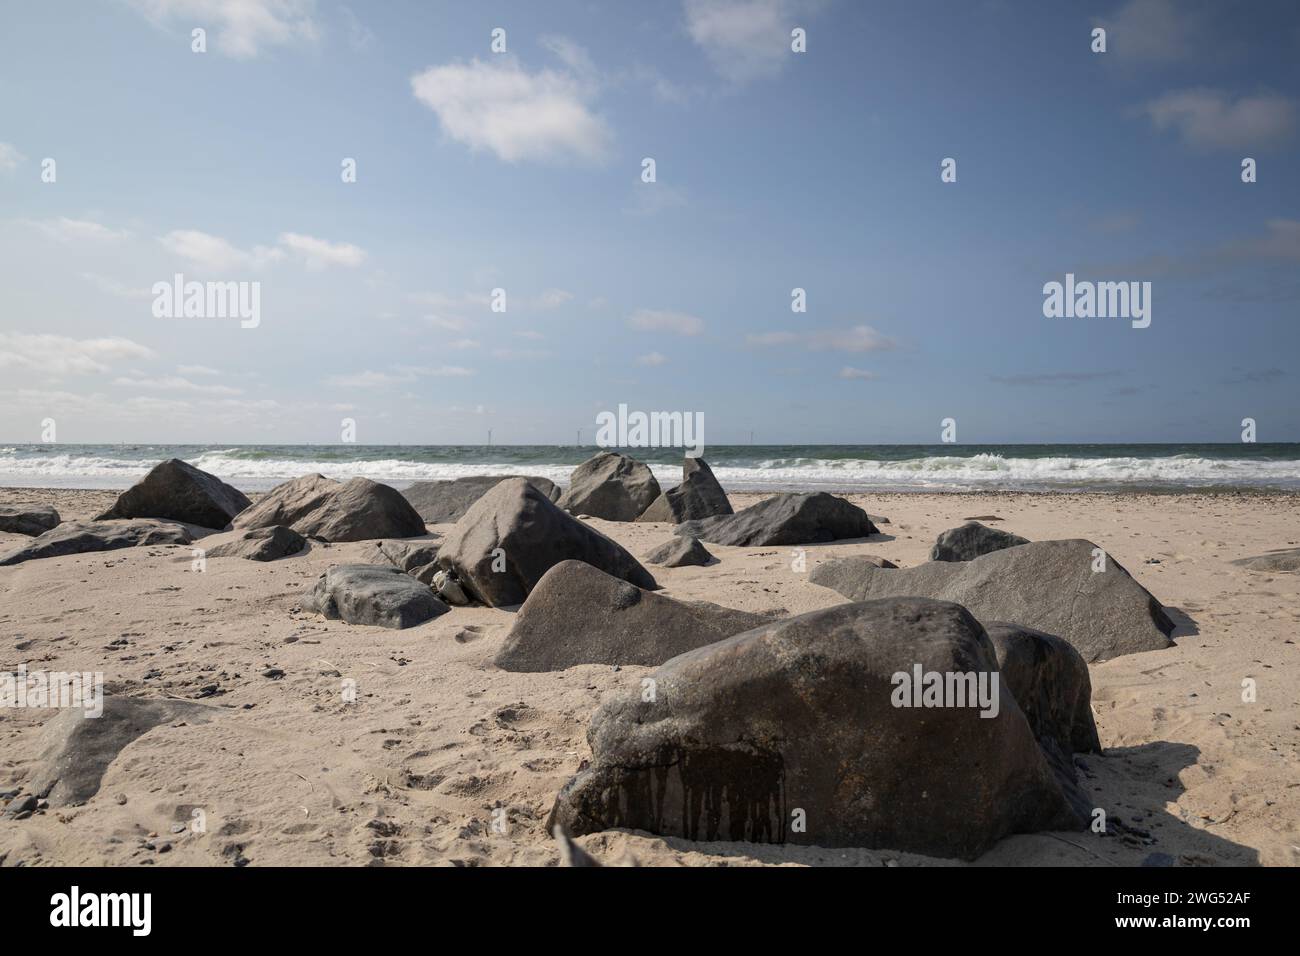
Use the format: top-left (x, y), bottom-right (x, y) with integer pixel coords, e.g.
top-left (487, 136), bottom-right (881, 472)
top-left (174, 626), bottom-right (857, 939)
top-left (204, 525), bottom-right (307, 562)
top-left (0, 505), bottom-right (61, 536)
top-left (233, 474), bottom-right (426, 541)
top-left (558, 452), bottom-right (661, 521)
top-left (0, 519), bottom-right (192, 566)
top-left (549, 598), bottom-right (1085, 860)
top-left (300, 564), bottom-right (449, 628)
top-left (27, 696), bottom-right (213, 807)
top-left (495, 561), bottom-right (765, 671)
top-left (677, 492), bottom-right (876, 546)
top-left (1232, 548), bottom-right (1300, 572)
top-left (362, 538), bottom-right (439, 572)
top-left (644, 535), bottom-right (713, 568)
top-left (436, 478), bottom-right (657, 608)
top-left (931, 521), bottom-right (1029, 562)
top-left (809, 539), bottom-right (1174, 662)
top-left (636, 458), bottom-right (733, 523)
top-left (401, 475), bottom-right (560, 523)
top-left (96, 458), bottom-right (250, 530)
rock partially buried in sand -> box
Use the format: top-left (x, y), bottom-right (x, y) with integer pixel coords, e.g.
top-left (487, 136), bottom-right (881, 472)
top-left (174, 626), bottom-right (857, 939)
top-left (495, 560), bottom-right (766, 671)
top-left (549, 598), bottom-right (1086, 860)
top-left (644, 535), bottom-right (713, 568)
top-left (0, 519), bottom-right (193, 566)
top-left (931, 521), bottom-right (1029, 562)
top-left (401, 475), bottom-right (560, 523)
top-left (436, 478), bottom-right (657, 608)
top-left (96, 458), bottom-right (250, 530)
top-left (362, 538), bottom-right (439, 572)
top-left (234, 474), bottom-right (426, 542)
top-left (1231, 548), bottom-right (1300, 572)
top-left (809, 539), bottom-right (1175, 662)
top-left (301, 564), bottom-right (449, 628)
top-left (676, 492), bottom-right (877, 546)
top-left (0, 504), bottom-right (61, 536)
top-left (27, 696), bottom-right (213, 808)
top-left (558, 451), bottom-right (661, 522)
top-left (204, 525), bottom-right (307, 561)
top-left (636, 458), bottom-right (733, 523)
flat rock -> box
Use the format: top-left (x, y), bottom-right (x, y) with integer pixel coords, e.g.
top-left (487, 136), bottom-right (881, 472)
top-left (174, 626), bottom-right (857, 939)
top-left (931, 521), bottom-right (1029, 561)
top-left (436, 478), bottom-right (657, 608)
top-left (96, 458), bottom-right (250, 530)
top-left (550, 598), bottom-right (1085, 860)
top-left (401, 475), bottom-right (560, 523)
top-left (644, 535), bottom-right (713, 568)
top-left (677, 492), bottom-right (877, 546)
top-left (0, 519), bottom-right (193, 566)
top-left (27, 696), bottom-right (213, 807)
top-left (0, 505), bottom-right (61, 536)
top-left (362, 538), bottom-right (439, 572)
top-left (495, 560), bottom-right (764, 671)
top-left (300, 564), bottom-right (449, 628)
top-left (810, 539), bottom-right (1175, 662)
top-left (558, 451), bottom-right (661, 521)
top-left (234, 474), bottom-right (426, 541)
top-left (1232, 548), bottom-right (1300, 572)
top-left (204, 525), bottom-right (307, 561)
top-left (636, 458), bottom-right (733, 523)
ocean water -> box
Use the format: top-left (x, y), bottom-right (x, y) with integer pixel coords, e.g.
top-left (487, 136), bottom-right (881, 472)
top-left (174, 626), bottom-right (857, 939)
top-left (2, 443), bottom-right (1299, 493)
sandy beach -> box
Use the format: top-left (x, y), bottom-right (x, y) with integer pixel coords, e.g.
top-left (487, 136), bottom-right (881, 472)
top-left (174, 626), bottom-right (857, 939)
top-left (2, 484), bottom-right (1296, 868)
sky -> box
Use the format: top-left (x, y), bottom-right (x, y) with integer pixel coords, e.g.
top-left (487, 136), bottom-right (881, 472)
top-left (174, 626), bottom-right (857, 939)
top-left (0, 0), bottom-right (1297, 446)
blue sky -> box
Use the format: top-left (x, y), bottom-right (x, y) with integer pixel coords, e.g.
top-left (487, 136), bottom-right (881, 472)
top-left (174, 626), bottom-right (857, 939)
top-left (0, 0), bottom-right (1296, 445)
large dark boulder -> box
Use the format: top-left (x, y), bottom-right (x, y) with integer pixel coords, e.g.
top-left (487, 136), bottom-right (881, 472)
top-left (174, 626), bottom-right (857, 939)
top-left (644, 535), bottom-right (713, 568)
top-left (233, 474), bottom-right (426, 541)
top-left (636, 458), bottom-right (733, 523)
top-left (677, 492), bottom-right (876, 546)
top-left (96, 459), bottom-right (250, 530)
top-left (495, 560), bottom-right (765, 671)
top-left (0, 505), bottom-right (61, 536)
top-left (931, 521), bottom-right (1029, 562)
top-left (809, 539), bottom-right (1174, 662)
top-left (204, 525), bottom-right (307, 562)
top-left (300, 564), bottom-right (448, 628)
top-left (436, 478), bottom-right (656, 608)
top-left (401, 475), bottom-right (560, 523)
top-left (550, 598), bottom-right (1086, 860)
top-left (558, 452), bottom-right (661, 521)
top-left (0, 519), bottom-right (192, 566)
top-left (1232, 548), bottom-right (1300, 572)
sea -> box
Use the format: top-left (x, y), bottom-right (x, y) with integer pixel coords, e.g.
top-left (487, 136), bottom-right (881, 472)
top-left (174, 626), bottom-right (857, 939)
top-left (2, 443), bottom-right (1299, 493)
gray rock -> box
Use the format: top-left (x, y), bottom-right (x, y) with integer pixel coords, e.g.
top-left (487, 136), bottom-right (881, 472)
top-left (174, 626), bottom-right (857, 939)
top-left (558, 452), bottom-right (661, 522)
top-left (810, 539), bottom-right (1175, 662)
top-left (204, 525), bottom-right (307, 561)
top-left (436, 478), bottom-right (657, 608)
top-left (644, 535), bottom-right (713, 568)
top-left (362, 538), bottom-right (439, 572)
top-left (549, 598), bottom-right (1085, 860)
top-left (495, 560), bottom-right (765, 671)
top-left (677, 492), bottom-right (877, 546)
top-left (27, 696), bottom-right (213, 807)
top-left (234, 474), bottom-right (426, 541)
top-left (401, 475), bottom-right (560, 523)
top-left (931, 521), bottom-right (1029, 562)
top-left (1232, 548), bottom-right (1300, 572)
top-left (636, 458), bottom-right (733, 523)
top-left (300, 564), bottom-right (449, 628)
top-left (96, 458), bottom-right (250, 530)
top-left (0, 505), bottom-right (61, 536)
top-left (0, 519), bottom-right (193, 566)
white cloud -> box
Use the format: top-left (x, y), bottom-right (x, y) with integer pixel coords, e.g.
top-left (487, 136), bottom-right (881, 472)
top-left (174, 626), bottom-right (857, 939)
top-left (627, 308), bottom-right (705, 336)
top-left (0, 142), bottom-right (24, 172)
top-left (160, 230), bottom-right (284, 272)
top-left (112, 374), bottom-right (243, 395)
top-left (125, 0), bottom-right (320, 59)
top-left (277, 232), bottom-right (367, 269)
top-left (534, 288), bottom-right (574, 308)
top-left (838, 366), bottom-right (877, 381)
top-left (0, 333), bottom-right (156, 375)
top-left (178, 364), bottom-right (221, 375)
top-left (81, 273), bottom-right (153, 299)
top-left (1098, 0), bottom-right (1204, 62)
top-left (326, 365), bottom-right (474, 388)
top-left (747, 324), bottom-right (896, 352)
top-left (25, 217), bottom-right (130, 242)
top-left (410, 56), bottom-right (611, 163)
top-left (1142, 88), bottom-right (1297, 149)
top-left (684, 0), bottom-right (814, 85)
top-left (635, 351), bottom-right (667, 367)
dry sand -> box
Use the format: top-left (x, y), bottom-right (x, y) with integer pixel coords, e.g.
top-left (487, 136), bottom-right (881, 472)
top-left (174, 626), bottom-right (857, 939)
top-left (1, 487), bottom-right (1297, 867)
